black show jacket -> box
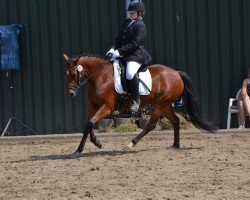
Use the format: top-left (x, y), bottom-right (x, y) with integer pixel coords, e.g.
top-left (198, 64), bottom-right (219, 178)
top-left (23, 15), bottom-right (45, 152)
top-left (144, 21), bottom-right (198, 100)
top-left (113, 18), bottom-right (152, 65)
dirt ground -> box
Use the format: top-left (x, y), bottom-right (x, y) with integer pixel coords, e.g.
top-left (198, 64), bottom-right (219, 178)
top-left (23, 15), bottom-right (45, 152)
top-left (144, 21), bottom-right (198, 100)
top-left (0, 130), bottom-right (249, 200)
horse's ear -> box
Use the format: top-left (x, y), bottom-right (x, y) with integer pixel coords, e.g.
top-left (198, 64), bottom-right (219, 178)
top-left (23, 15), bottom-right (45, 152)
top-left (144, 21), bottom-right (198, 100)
top-left (63, 53), bottom-right (69, 61)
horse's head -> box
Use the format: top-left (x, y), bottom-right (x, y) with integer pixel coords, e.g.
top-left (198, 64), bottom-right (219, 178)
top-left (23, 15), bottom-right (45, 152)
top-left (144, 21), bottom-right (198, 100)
top-left (63, 53), bottom-right (86, 98)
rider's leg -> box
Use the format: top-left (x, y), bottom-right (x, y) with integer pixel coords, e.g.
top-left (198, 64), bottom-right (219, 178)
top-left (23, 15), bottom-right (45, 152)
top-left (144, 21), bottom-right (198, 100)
top-left (126, 61), bottom-right (142, 112)
top-left (128, 76), bottom-right (140, 112)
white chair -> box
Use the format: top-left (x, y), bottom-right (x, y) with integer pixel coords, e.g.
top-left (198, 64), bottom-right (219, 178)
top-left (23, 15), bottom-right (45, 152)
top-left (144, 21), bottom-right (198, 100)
top-left (226, 89), bottom-right (241, 129)
top-left (227, 98), bottom-right (239, 129)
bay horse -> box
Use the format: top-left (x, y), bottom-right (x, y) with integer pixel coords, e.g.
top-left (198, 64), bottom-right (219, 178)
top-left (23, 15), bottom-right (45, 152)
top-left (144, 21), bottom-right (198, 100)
top-left (63, 54), bottom-right (216, 157)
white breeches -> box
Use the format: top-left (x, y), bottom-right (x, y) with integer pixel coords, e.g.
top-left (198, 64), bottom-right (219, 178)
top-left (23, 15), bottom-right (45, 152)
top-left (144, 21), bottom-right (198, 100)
top-left (126, 61), bottom-right (142, 80)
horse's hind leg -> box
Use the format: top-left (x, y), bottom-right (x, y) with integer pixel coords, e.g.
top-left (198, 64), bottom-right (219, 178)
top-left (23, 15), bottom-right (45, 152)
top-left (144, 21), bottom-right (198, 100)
top-left (129, 104), bottom-right (162, 148)
top-left (162, 106), bottom-right (180, 148)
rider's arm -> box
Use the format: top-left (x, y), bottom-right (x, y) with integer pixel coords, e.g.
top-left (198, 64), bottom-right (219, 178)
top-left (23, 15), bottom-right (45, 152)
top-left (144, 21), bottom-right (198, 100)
top-left (117, 22), bottom-right (146, 55)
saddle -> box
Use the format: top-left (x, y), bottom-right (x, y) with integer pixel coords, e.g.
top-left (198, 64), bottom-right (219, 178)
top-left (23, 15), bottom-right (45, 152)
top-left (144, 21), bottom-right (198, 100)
top-left (113, 58), bottom-right (152, 111)
top-left (118, 59), bottom-right (148, 94)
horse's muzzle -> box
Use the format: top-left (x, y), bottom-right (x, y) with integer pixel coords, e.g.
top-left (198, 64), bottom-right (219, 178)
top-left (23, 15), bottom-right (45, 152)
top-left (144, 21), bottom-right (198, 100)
top-left (67, 85), bottom-right (78, 98)
top-left (69, 91), bottom-right (76, 98)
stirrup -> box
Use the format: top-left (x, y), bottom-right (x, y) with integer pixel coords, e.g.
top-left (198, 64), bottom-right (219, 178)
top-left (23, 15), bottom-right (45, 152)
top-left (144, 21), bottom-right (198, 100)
top-left (130, 100), bottom-right (140, 113)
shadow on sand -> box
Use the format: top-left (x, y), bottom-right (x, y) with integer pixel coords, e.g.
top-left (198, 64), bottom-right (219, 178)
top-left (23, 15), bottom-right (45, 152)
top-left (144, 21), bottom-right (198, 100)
top-left (7, 149), bottom-right (142, 164)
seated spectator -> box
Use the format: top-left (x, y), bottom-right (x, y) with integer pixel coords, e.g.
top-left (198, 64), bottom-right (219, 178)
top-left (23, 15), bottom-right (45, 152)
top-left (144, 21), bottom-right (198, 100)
top-left (236, 90), bottom-right (245, 129)
top-left (237, 69), bottom-right (250, 129)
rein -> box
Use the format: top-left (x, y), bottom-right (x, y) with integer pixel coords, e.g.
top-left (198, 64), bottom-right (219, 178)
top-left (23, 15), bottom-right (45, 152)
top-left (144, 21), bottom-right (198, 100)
top-left (66, 59), bottom-right (110, 91)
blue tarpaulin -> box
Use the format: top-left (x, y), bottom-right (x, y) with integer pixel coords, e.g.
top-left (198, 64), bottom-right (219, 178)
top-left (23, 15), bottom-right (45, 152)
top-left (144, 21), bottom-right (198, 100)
top-left (0, 24), bottom-right (22, 70)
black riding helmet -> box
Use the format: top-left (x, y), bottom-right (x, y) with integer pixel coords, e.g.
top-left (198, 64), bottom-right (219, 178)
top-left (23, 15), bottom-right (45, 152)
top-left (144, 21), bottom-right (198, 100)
top-left (127, 1), bottom-right (145, 13)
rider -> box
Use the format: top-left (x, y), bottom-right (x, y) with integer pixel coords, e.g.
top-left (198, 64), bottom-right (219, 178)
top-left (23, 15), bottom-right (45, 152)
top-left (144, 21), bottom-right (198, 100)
top-left (106, 0), bottom-right (152, 113)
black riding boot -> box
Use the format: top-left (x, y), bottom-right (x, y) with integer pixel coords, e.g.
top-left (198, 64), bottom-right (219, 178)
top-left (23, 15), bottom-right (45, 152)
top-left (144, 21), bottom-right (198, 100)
top-left (127, 76), bottom-right (140, 113)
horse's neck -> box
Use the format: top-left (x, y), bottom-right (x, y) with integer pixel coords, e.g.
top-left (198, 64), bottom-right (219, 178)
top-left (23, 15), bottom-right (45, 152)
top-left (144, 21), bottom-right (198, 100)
top-left (80, 56), bottom-right (112, 82)
top-left (80, 57), bottom-right (101, 73)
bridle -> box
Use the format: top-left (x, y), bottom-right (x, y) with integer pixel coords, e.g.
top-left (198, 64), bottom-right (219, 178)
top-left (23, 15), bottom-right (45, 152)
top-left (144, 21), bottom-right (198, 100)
top-left (66, 65), bottom-right (86, 92)
top-left (65, 59), bottom-right (110, 93)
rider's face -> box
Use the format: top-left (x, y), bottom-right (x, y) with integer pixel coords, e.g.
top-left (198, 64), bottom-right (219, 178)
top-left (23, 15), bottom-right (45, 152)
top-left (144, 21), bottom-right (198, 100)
top-left (129, 11), bottom-right (138, 20)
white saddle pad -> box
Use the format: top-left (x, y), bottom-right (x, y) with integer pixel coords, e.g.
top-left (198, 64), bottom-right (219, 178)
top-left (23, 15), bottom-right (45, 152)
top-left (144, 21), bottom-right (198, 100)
top-left (113, 61), bottom-right (152, 95)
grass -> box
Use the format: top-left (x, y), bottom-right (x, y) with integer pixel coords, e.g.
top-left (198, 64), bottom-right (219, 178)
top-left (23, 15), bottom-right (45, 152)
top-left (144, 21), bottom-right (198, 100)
top-left (161, 113), bottom-right (197, 130)
top-left (114, 124), bottom-right (138, 133)
top-left (102, 113), bottom-right (197, 133)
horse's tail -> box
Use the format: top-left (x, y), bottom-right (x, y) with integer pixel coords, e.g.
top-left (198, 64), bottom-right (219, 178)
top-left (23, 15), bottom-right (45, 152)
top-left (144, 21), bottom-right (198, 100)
top-left (178, 71), bottom-right (217, 132)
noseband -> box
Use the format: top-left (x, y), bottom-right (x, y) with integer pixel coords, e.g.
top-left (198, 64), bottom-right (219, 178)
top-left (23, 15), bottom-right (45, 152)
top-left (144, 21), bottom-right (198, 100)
top-left (66, 65), bottom-right (87, 92)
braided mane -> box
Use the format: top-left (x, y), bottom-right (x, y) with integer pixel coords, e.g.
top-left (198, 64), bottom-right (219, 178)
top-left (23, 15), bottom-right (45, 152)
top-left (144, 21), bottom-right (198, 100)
top-left (70, 54), bottom-right (109, 61)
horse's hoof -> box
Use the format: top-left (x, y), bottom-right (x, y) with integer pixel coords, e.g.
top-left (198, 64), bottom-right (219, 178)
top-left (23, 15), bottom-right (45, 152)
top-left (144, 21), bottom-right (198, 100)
top-left (72, 151), bottom-right (81, 159)
top-left (123, 142), bottom-right (135, 151)
top-left (171, 144), bottom-right (180, 149)
top-left (94, 140), bottom-right (102, 149)
top-left (96, 143), bottom-right (103, 149)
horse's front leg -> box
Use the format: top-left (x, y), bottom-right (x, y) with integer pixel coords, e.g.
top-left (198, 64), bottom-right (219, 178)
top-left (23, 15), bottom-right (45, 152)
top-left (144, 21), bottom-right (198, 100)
top-left (73, 121), bottom-right (93, 157)
top-left (90, 129), bottom-right (102, 149)
top-left (74, 104), bottom-right (111, 156)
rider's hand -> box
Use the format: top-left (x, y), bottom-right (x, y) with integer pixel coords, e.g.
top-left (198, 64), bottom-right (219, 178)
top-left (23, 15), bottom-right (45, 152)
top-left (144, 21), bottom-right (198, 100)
top-left (106, 48), bottom-right (115, 56)
top-left (111, 50), bottom-right (120, 59)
